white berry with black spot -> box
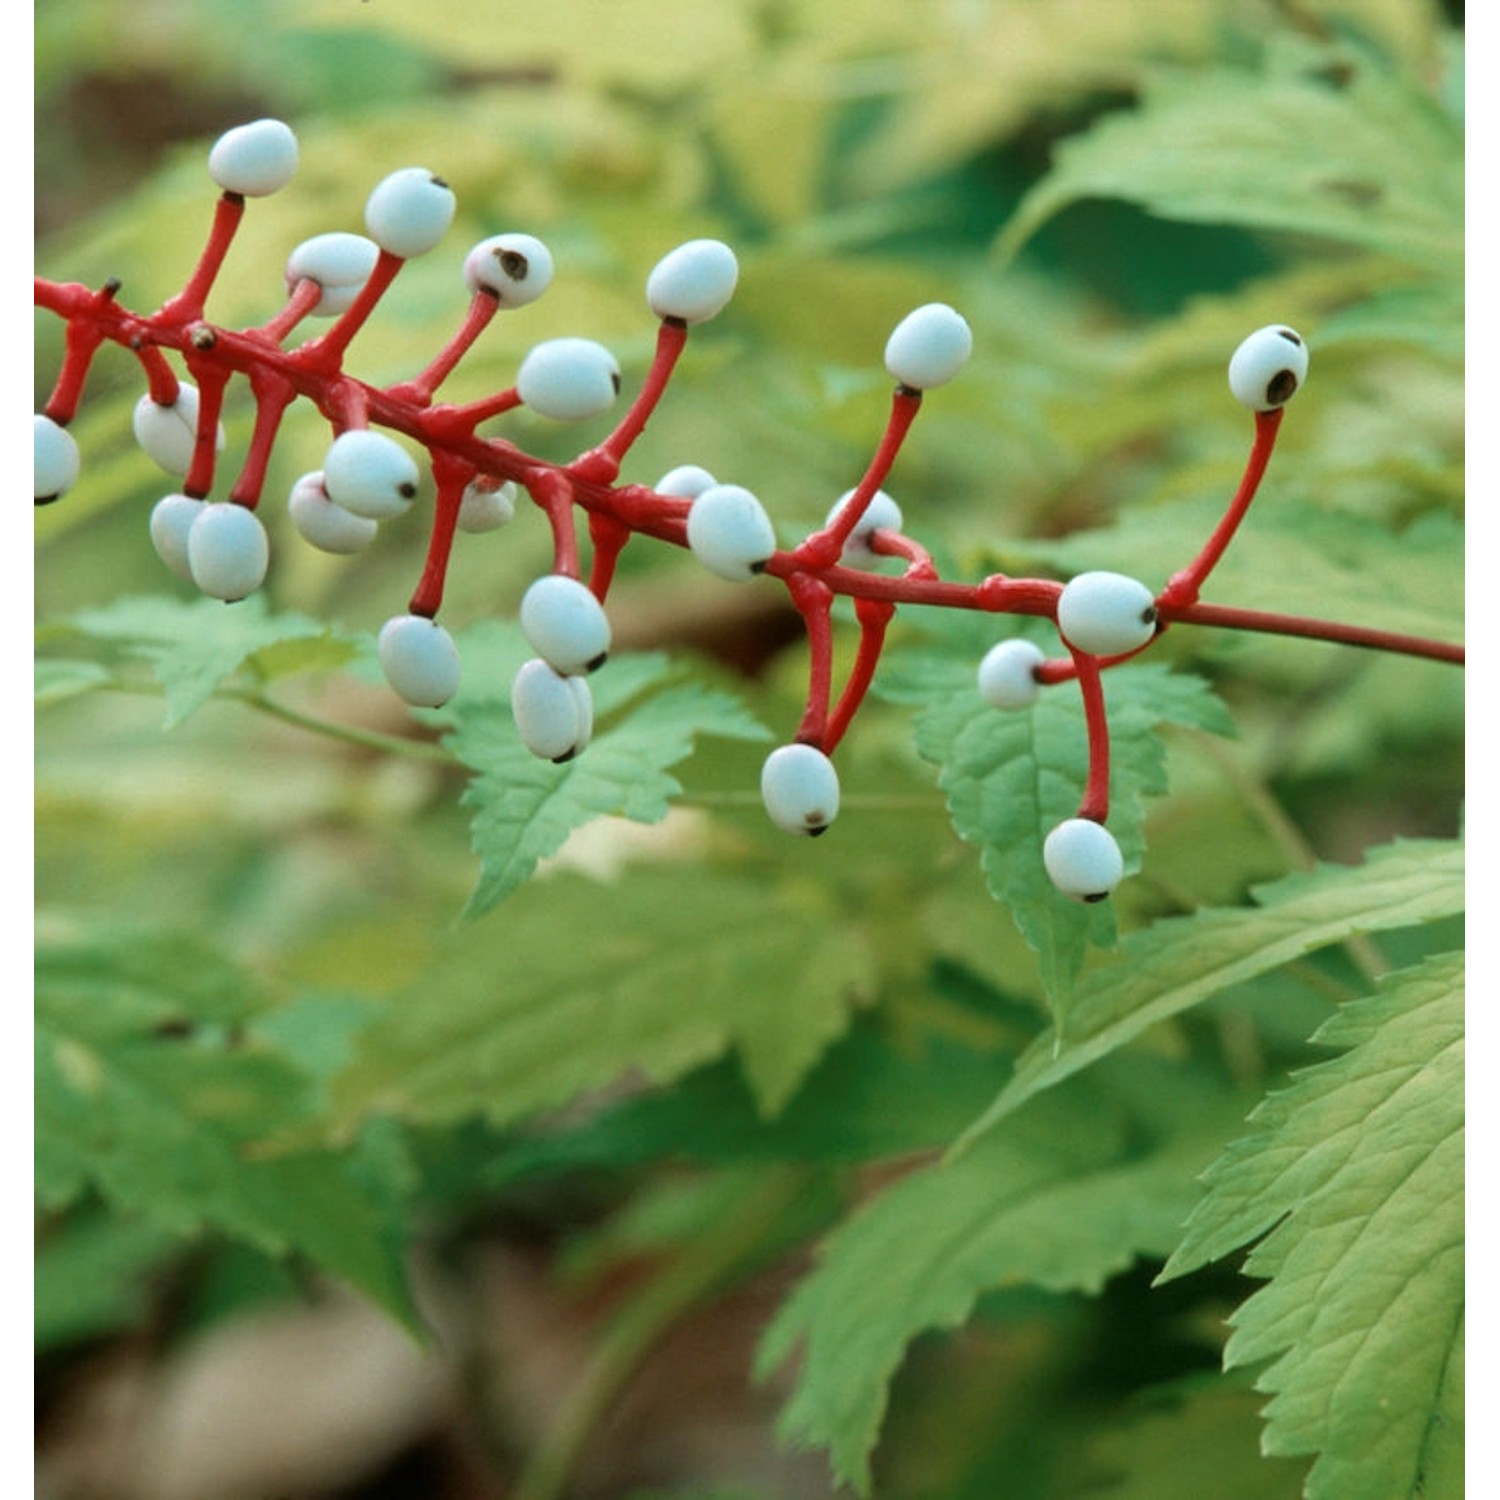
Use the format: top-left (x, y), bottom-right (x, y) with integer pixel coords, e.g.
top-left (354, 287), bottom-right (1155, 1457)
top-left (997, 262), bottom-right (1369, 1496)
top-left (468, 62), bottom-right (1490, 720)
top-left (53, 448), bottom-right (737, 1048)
top-left (512, 657), bottom-right (590, 762)
top-left (826, 487), bottom-right (903, 563)
top-left (1056, 571), bottom-right (1158, 657)
top-left (321, 430), bottom-right (420, 521)
top-left (208, 119), bottom-right (298, 197)
top-left (378, 614), bottom-right (461, 708)
top-left (686, 483), bottom-right (776, 581)
top-left (34, 415), bottom-right (80, 504)
top-left (457, 478), bottom-right (517, 533)
top-left (1228, 325), bottom-right (1308, 411)
top-left (463, 234), bottom-right (553, 307)
top-left (284, 233), bottom-right (381, 316)
top-left (646, 239), bottom-right (739, 324)
top-left (519, 574), bottom-right (611, 675)
top-left (516, 338), bottom-right (621, 421)
top-left (1043, 818), bottom-right (1124, 902)
top-left (977, 639), bottom-right (1046, 710)
top-left (364, 168), bottom-right (455, 259)
top-left (187, 503), bottom-right (269, 601)
top-left (287, 471), bottom-right (378, 554)
top-left (884, 303), bottom-right (972, 390)
top-left (149, 493), bottom-right (206, 582)
top-left (132, 385), bottom-right (225, 476)
top-left (761, 743), bottom-right (840, 837)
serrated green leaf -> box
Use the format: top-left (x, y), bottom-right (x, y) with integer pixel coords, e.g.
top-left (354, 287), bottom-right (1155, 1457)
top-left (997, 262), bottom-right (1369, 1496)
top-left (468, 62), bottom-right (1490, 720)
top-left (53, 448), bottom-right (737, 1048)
top-left (330, 865), bottom-right (872, 1129)
top-left (35, 921), bottom-right (418, 1328)
top-left (756, 1063), bottom-right (1250, 1494)
top-left (881, 638), bottom-right (1232, 1002)
top-left (962, 838), bottom-right (1463, 1150)
top-left (995, 39), bottom-right (1461, 272)
top-left (1161, 953), bottom-right (1463, 1499)
top-left (63, 593), bottom-right (360, 726)
top-left (450, 657), bottom-right (771, 917)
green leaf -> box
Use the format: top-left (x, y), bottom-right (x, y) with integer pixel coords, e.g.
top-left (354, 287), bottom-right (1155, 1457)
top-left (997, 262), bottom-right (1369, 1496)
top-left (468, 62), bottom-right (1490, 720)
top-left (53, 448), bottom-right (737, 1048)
top-left (35, 920), bottom-right (418, 1328)
top-left (34, 658), bottom-right (112, 705)
top-left (1160, 953), bottom-right (1463, 1500)
top-left (960, 838), bottom-right (1462, 1149)
top-left (330, 865), bottom-right (874, 1129)
top-left (757, 1062), bottom-right (1250, 1494)
top-left (881, 633), bottom-right (1232, 1002)
top-left (448, 652), bottom-right (771, 917)
top-left (995, 39), bottom-right (1461, 273)
top-left (63, 593), bottom-right (361, 726)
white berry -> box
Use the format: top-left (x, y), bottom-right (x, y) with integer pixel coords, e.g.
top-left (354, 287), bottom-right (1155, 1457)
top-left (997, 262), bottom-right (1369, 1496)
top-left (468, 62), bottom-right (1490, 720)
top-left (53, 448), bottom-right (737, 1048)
top-left (516, 338), bottom-right (621, 421)
top-left (1228, 325), bottom-right (1309, 411)
top-left (761, 744), bottom-right (840, 837)
top-left (149, 493), bottom-right (206, 582)
top-left (977, 639), bottom-right (1045, 710)
top-left (463, 233), bottom-right (553, 306)
top-left (457, 478), bottom-right (517, 533)
top-left (208, 119), bottom-right (298, 197)
top-left (287, 471), bottom-right (378, 554)
top-left (378, 614), bottom-right (461, 708)
top-left (34, 415), bottom-right (80, 503)
top-left (686, 483), bottom-right (777, 581)
top-left (512, 657), bottom-right (590, 762)
top-left (519, 574), bottom-right (611, 675)
top-left (364, 167), bottom-right (455, 259)
top-left (284, 232), bottom-right (380, 316)
top-left (321, 429), bottom-right (420, 520)
top-left (646, 239), bottom-right (739, 324)
top-left (884, 303), bottom-right (972, 390)
top-left (654, 465), bottom-right (717, 498)
top-left (132, 385), bottom-right (225, 476)
top-left (1043, 818), bottom-right (1124, 902)
top-left (187, 503), bottom-right (269, 601)
top-left (825, 487), bottom-right (903, 563)
top-left (1056, 571), bottom-right (1158, 657)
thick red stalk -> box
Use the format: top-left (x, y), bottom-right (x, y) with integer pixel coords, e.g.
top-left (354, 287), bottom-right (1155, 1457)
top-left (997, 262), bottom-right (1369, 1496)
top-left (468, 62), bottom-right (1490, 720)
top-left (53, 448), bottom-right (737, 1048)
top-left (228, 369), bottom-right (297, 506)
top-left (571, 319), bottom-right (690, 485)
top-left (388, 292), bottom-right (501, 404)
top-left (788, 573), bottom-right (836, 746)
top-left (409, 452), bottom-right (474, 617)
top-left (1071, 650), bottom-right (1111, 823)
top-left (823, 597), bottom-right (895, 754)
top-left (159, 193), bottom-right (245, 323)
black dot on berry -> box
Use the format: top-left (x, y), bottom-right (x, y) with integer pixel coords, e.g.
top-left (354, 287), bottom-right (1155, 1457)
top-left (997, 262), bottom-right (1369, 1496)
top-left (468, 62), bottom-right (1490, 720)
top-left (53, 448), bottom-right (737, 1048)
top-left (1083, 891), bottom-right (1110, 903)
top-left (399, 482), bottom-right (417, 499)
top-left (586, 652), bottom-right (608, 673)
top-left (610, 373), bottom-right (622, 395)
top-left (806, 823), bottom-right (829, 838)
top-left (1266, 369), bottom-right (1298, 405)
top-left (1276, 328), bottom-right (1303, 346)
top-left (497, 249), bottom-right (529, 280)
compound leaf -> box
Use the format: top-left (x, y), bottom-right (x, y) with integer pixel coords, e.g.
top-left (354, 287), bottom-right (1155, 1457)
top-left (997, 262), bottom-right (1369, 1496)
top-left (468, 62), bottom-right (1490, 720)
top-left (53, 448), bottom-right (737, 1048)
top-left (961, 837), bottom-right (1463, 1148)
top-left (757, 1063), bottom-right (1250, 1494)
top-left (35, 919), bottom-right (417, 1328)
top-left (63, 593), bottom-right (360, 726)
top-left (1160, 952), bottom-right (1463, 1500)
top-left (995, 39), bottom-right (1461, 273)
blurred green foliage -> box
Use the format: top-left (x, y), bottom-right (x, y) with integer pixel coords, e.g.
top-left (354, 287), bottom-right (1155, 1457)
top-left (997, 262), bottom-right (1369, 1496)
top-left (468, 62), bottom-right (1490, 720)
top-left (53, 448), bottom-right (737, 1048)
top-left (36, 2), bottom-right (1462, 1497)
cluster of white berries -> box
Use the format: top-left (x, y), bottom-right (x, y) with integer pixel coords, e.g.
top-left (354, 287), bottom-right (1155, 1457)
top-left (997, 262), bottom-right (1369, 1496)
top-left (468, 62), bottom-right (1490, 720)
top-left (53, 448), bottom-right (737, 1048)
top-left (970, 323), bottom-right (1310, 901)
top-left (34, 113), bottom-right (1314, 899)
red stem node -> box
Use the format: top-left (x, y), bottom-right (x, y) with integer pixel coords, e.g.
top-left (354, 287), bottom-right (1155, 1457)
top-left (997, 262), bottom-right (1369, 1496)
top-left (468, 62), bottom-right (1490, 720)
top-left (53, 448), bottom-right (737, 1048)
top-left (526, 468), bottom-right (582, 579)
top-left (587, 512), bottom-right (633, 601)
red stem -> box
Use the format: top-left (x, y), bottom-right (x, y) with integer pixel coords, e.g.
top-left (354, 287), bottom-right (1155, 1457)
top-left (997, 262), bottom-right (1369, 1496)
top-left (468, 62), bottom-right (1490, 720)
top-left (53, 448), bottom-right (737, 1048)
top-left (158, 193), bottom-right (246, 323)
top-left (228, 370), bottom-right (297, 506)
top-left (1159, 408), bottom-right (1282, 609)
top-left (409, 452), bottom-right (474, 617)
top-left (252, 277), bottom-right (326, 345)
top-left (570, 319), bottom-right (690, 485)
top-left (179, 360), bottom-right (232, 498)
top-left (824, 596), bottom-right (896, 754)
top-left (789, 573), bottom-right (836, 746)
top-left (587, 512), bottom-right (633, 601)
top-left (792, 387), bottom-right (923, 570)
top-left (1071, 650), bottom-right (1111, 823)
top-left (387, 291), bottom-right (500, 405)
